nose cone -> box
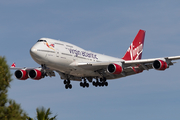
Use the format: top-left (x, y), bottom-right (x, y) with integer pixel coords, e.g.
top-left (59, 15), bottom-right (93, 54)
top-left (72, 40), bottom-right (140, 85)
top-left (30, 46), bottom-right (37, 57)
top-left (30, 45), bottom-right (42, 64)
top-left (30, 43), bottom-right (48, 64)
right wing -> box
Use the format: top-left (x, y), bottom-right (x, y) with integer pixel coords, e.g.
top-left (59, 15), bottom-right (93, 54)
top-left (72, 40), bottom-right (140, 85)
top-left (74, 55), bottom-right (180, 76)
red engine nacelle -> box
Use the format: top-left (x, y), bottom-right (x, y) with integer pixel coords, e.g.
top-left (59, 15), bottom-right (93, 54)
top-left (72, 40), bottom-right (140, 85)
top-left (107, 63), bottom-right (123, 74)
top-left (14, 69), bottom-right (28, 80)
top-left (28, 69), bottom-right (42, 80)
top-left (152, 60), bottom-right (168, 70)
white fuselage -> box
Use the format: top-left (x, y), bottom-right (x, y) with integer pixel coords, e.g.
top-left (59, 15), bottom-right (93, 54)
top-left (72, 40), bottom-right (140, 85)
top-left (30, 38), bottom-right (124, 78)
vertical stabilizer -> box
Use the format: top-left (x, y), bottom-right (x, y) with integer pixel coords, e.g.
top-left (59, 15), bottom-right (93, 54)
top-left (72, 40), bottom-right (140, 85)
top-left (122, 29), bottom-right (145, 61)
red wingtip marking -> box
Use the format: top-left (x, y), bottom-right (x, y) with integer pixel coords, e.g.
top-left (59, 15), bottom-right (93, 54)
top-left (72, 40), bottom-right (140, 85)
top-left (11, 63), bottom-right (16, 68)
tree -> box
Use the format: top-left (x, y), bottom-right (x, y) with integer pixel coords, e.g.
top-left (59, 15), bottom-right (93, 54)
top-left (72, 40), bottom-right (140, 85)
top-left (3, 99), bottom-right (28, 120)
top-left (0, 56), bottom-right (28, 120)
top-left (0, 57), bottom-right (12, 117)
top-left (0, 56), bottom-right (57, 120)
top-left (35, 107), bottom-right (57, 120)
top-left (28, 107), bottom-right (57, 120)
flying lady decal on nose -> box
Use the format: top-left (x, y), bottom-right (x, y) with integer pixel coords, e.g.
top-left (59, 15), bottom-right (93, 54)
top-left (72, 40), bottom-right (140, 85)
top-left (45, 42), bottom-right (55, 50)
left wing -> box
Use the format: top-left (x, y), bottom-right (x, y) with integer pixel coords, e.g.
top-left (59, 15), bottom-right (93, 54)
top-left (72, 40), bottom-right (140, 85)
top-left (75, 56), bottom-right (180, 73)
top-left (10, 63), bottom-right (55, 80)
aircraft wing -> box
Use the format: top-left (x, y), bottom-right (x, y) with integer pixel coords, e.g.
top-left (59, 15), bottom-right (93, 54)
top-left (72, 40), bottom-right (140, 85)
top-left (123, 56), bottom-right (180, 65)
top-left (10, 63), bottom-right (39, 70)
top-left (10, 63), bottom-right (55, 80)
top-left (75, 55), bottom-right (180, 71)
top-left (10, 66), bottom-right (35, 70)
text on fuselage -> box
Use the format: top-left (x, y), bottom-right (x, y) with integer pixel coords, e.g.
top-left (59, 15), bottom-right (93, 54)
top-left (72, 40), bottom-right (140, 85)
top-left (67, 48), bottom-right (98, 59)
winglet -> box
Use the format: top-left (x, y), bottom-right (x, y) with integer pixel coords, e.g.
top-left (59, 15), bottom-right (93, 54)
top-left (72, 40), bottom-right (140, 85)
top-left (11, 62), bottom-right (16, 68)
top-left (122, 29), bottom-right (145, 61)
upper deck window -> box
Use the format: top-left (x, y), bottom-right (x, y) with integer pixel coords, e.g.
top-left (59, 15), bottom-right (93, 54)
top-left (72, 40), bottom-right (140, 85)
top-left (37, 40), bottom-right (47, 42)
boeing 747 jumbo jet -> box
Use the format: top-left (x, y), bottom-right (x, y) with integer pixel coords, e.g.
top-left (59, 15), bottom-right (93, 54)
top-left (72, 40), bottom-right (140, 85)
top-left (11, 30), bottom-right (180, 89)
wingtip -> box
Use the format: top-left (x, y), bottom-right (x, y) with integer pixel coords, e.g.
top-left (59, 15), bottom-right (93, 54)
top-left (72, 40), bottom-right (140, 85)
top-left (11, 62), bottom-right (16, 68)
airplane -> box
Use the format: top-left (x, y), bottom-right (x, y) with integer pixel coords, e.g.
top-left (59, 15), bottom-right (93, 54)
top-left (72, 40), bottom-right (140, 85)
top-left (11, 29), bottom-right (180, 89)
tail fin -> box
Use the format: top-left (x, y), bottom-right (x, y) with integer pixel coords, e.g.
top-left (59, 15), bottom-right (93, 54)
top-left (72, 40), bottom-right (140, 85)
top-left (122, 29), bottom-right (145, 61)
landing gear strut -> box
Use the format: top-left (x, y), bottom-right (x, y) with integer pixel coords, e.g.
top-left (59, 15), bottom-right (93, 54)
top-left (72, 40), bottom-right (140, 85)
top-left (63, 79), bottom-right (72, 89)
top-left (80, 78), bottom-right (89, 88)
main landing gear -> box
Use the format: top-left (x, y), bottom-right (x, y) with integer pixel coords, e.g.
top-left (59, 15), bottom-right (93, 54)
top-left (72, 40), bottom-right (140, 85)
top-left (80, 77), bottom-right (108, 88)
top-left (63, 77), bottom-right (108, 89)
top-left (63, 79), bottom-right (72, 89)
top-left (92, 77), bottom-right (108, 87)
top-left (80, 78), bottom-right (89, 88)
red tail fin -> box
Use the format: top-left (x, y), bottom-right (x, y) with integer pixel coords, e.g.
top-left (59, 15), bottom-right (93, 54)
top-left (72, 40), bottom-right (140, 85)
top-left (122, 29), bottom-right (145, 60)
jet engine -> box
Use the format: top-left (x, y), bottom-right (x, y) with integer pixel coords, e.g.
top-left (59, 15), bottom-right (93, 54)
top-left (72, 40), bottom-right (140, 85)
top-left (28, 69), bottom-right (42, 80)
top-left (107, 63), bottom-right (123, 74)
top-left (152, 60), bottom-right (168, 70)
top-left (14, 69), bottom-right (28, 80)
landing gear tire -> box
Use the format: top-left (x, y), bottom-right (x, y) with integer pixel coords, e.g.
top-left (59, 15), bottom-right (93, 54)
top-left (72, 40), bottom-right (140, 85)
top-left (94, 82), bottom-right (99, 87)
top-left (92, 81), bottom-right (96, 86)
top-left (63, 80), bottom-right (67, 84)
top-left (92, 77), bottom-right (108, 87)
top-left (80, 78), bottom-right (90, 88)
top-left (80, 82), bottom-right (83, 86)
top-left (65, 84), bottom-right (72, 89)
top-left (86, 83), bottom-right (89, 87)
top-left (105, 82), bottom-right (108, 86)
top-left (69, 84), bottom-right (72, 89)
top-left (64, 79), bottom-right (72, 89)
top-left (65, 84), bottom-right (68, 89)
top-left (80, 82), bottom-right (89, 88)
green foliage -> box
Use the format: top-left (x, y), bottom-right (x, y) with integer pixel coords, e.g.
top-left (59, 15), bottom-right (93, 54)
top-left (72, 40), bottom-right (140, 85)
top-left (0, 56), bottom-right (12, 118)
top-left (3, 99), bottom-right (28, 120)
top-left (0, 56), bottom-right (28, 120)
top-left (28, 107), bottom-right (58, 120)
top-left (0, 57), bottom-right (57, 120)
top-left (0, 56), bottom-right (12, 107)
top-left (34, 107), bottom-right (57, 120)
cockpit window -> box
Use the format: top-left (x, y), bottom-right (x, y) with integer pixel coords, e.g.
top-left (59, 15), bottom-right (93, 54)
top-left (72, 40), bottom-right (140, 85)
top-left (37, 40), bottom-right (47, 42)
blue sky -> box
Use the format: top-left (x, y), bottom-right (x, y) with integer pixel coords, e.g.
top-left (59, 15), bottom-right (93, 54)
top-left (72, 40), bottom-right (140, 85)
top-left (1, 0), bottom-right (180, 119)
